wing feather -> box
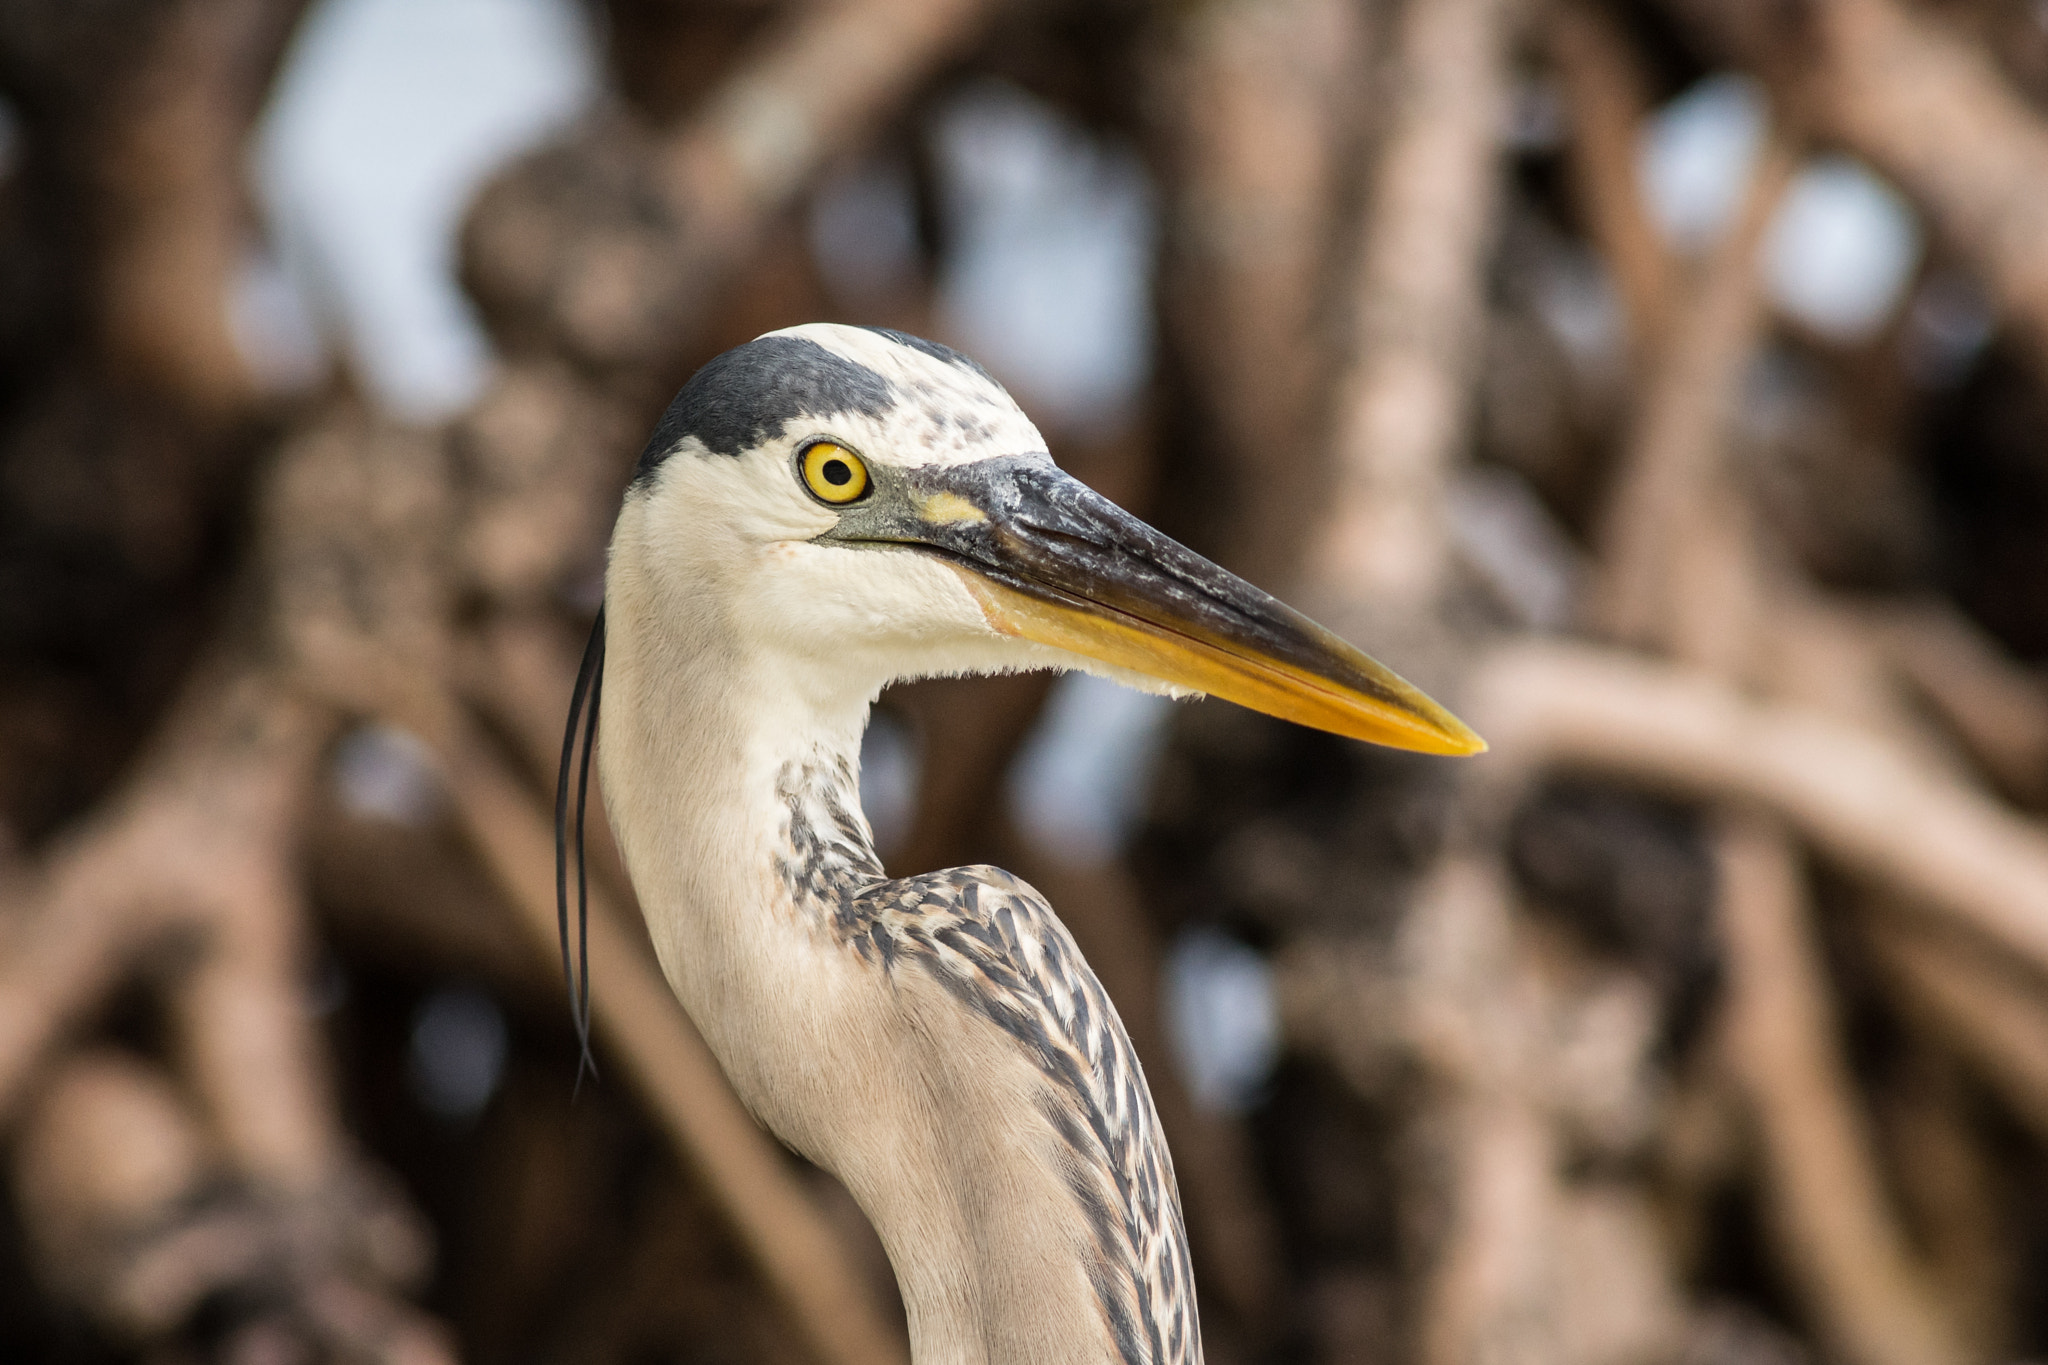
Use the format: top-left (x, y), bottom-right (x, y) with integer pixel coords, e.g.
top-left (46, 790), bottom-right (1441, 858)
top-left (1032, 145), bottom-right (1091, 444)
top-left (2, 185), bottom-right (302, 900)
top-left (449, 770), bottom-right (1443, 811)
top-left (778, 757), bottom-right (1200, 1364)
top-left (856, 866), bottom-right (1200, 1365)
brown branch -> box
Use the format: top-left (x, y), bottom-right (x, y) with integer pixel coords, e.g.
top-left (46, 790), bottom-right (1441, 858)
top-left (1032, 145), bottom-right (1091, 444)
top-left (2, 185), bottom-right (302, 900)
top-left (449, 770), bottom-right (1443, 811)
top-left (14, 1048), bottom-right (222, 1329)
top-left (452, 362), bottom-right (641, 606)
top-left (0, 0), bottom-right (314, 414)
top-left (127, 671), bottom-right (340, 1198)
top-left (1865, 910), bottom-right (2048, 1143)
top-left (91, 0), bottom-right (310, 414)
top-left (0, 642), bottom-right (454, 1356)
top-left (1753, 588), bottom-right (1949, 757)
top-left (451, 612), bottom-right (650, 946)
top-left (1566, 129), bottom-right (1971, 1348)
top-left (1152, 0), bottom-right (1364, 585)
top-left (0, 392), bottom-right (498, 1352)
top-left (14, 1047), bottom-right (448, 1363)
top-left (1398, 857), bottom-right (1686, 1365)
top-left (0, 661), bottom-right (334, 1158)
top-left (1714, 813), bottom-right (1969, 1365)
top-left (1462, 75), bottom-right (1948, 1353)
top-left (1551, 107), bottom-right (2022, 1340)
top-left (1590, 128), bottom-right (1798, 648)
top-left (463, 0), bottom-right (998, 374)
top-left (1310, 0), bottom-right (1514, 611)
top-left (306, 804), bottom-right (559, 1000)
top-left (1548, 0), bottom-right (1676, 358)
top-left (1863, 599), bottom-right (2048, 804)
top-left (1417, 1093), bottom-right (1559, 1365)
top-left (1876, 1042), bottom-right (2014, 1356)
top-left (1400, 857), bottom-right (1566, 1365)
top-left (1670, 0), bottom-right (2048, 380)
top-left (1467, 639), bottom-right (2048, 981)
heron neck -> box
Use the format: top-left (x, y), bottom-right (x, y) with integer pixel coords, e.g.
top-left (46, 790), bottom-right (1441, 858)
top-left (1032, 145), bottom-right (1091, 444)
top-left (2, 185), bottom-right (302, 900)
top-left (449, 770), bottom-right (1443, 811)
top-left (597, 552), bottom-right (1187, 1365)
top-left (596, 567), bottom-right (877, 954)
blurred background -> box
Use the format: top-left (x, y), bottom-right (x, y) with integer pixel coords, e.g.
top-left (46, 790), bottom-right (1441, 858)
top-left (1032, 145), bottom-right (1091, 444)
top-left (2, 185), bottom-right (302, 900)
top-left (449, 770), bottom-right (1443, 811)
top-left (4, 0), bottom-right (2048, 1362)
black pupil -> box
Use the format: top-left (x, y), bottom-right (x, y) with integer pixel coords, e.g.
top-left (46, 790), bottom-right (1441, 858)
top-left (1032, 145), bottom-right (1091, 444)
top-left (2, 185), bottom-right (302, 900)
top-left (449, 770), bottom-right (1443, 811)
top-left (822, 459), bottom-right (851, 487)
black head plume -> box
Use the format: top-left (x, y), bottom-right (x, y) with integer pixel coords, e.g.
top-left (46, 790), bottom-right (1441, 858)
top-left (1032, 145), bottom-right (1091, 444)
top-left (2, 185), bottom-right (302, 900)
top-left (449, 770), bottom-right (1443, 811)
top-left (555, 605), bottom-right (605, 1091)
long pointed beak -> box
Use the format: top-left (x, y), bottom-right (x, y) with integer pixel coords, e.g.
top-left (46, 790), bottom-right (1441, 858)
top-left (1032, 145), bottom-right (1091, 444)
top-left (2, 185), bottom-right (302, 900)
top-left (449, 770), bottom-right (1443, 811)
top-left (825, 456), bottom-right (1485, 756)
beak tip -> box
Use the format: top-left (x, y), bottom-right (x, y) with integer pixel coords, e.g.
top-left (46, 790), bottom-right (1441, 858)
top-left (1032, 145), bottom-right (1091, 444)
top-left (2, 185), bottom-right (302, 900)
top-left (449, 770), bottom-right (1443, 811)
top-left (1443, 719), bottom-right (1489, 756)
top-left (1399, 719), bottom-right (1488, 758)
top-left (1320, 701), bottom-right (1486, 756)
top-left (1366, 686), bottom-right (1488, 755)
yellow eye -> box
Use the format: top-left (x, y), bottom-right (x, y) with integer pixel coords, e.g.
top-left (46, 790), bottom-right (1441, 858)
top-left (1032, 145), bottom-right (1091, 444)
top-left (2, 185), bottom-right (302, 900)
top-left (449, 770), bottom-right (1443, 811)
top-left (801, 442), bottom-right (870, 504)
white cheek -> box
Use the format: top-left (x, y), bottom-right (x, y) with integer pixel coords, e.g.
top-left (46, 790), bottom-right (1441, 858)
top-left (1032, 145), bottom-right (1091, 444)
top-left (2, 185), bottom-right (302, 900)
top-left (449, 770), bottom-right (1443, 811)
top-left (758, 544), bottom-right (993, 652)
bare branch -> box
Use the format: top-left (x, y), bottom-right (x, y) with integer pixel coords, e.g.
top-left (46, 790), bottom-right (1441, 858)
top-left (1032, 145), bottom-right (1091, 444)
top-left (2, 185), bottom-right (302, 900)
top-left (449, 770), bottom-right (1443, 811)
top-left (1715, 813), bottom-right (1968, 1365)
top-left (1862, 600), bottom-right (2048, 803)
top-left (1399, 857), bottom-right (1685, 1365)
top-left (1590, 130), bottom-right (1798, 648)
top-left (1671, 0), bottom-right (2048, 379)
top-left (1866, 912), bottom-right (2048, 1144)
top-left (1153, 0), bottom-right (1364, 585)
top-left (1548, 1), bottom-right (1675, 357)
top-left (1312, 0), bottom-right (1515, 609)
top-left (0, 663), bottom-right (333, 1153)
top-left (1468, 640), bottom-right (2048, 981)
top-left (463, 0), bottom-right (998, 374)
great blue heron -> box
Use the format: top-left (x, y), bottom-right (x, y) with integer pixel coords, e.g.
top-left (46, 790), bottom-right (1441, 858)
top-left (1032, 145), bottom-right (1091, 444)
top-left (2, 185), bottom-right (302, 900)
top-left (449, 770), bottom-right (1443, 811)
top-left (557, 323), bottom-right (1482, 1365)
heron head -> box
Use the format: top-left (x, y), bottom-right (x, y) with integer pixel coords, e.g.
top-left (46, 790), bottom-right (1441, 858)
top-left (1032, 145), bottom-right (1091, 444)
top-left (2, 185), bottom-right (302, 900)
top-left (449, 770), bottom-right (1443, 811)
top-left (610, 322), bottom-right (1482, 755)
